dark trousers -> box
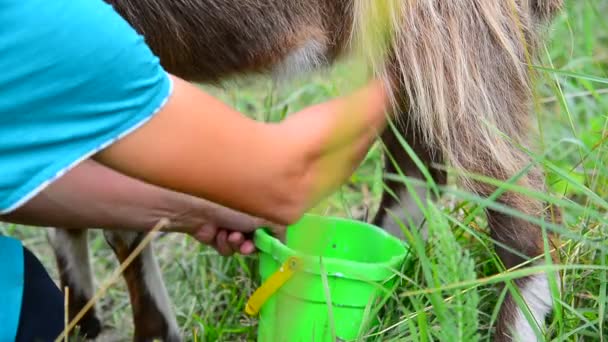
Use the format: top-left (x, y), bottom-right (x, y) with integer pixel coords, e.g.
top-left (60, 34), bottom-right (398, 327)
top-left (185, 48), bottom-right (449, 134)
top-left (15, 246), bottom-right (64, 342)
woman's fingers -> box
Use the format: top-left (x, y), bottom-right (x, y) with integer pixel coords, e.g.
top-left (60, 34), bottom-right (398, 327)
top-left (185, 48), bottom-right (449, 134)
top-left (190, 224), bottom-right (258, 256)
top-left (227, 231), bottom-right (257, 255)
top-left (192, 224), bottom-right (233, 256)
top-left (215, 230), bottom-right (233, 256)
top-left (227, 231), bottom-right (244, 250)
top-left (192, 224), bottom-right (218, 245)
top-left (240, 240), bottom-right (256, 255)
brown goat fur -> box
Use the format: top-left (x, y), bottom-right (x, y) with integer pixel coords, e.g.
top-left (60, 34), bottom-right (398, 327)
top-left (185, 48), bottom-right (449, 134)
top-left (50, 1), bottom-right (565, 341)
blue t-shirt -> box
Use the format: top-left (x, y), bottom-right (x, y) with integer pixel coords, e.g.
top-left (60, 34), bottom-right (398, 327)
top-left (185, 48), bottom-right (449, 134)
top-left (0, 236), bottom-right (24, 342)
top-left (0, 0), bottom-right (172, 339)
top-left (0, 0), bottom-right (173, 214)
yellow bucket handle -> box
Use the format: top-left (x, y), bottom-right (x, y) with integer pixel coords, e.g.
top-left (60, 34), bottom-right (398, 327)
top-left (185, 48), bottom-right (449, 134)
top-left (245, 256), bottom-right (302, 316)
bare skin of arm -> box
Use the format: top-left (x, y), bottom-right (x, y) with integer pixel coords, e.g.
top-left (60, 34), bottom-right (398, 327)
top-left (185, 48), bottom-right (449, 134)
top-left (95, 75), bottom-right (391, 225)
top-left (1, 75), bottom-right (388, 255)
top-left (2, 159), bottom-right (278, 255)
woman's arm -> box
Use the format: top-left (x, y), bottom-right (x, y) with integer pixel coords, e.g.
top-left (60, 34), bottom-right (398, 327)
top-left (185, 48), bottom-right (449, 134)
top-left (1, 159), bottom-right (278, 255)
top-left (95, 76), bottom-right (390, 225)
top-left (0, 0), bottom-right (390, 227)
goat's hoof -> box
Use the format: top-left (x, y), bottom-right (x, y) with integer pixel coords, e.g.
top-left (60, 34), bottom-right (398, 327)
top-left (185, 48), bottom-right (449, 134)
top-left (74, 315), bottom-right (102, 340)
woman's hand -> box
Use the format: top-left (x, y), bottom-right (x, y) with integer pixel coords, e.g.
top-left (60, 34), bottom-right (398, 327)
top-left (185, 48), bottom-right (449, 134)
top-left (267, 79), bottom-right (390, 215)
top-left (162, 182), bottom-right (285, 255)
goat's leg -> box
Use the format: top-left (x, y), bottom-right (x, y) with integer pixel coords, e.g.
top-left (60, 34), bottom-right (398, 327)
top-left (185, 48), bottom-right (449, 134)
top-left (103, 230), bottom-right (180, 342)
top-left (489, 211), bottom-right (560, 342)
top-left (489, 195), bottom-right (561, 342)
top-left (47, 228), bottom-right (102, 339)
top-left (375, 129), bottom-right (561, 341)
top-left (457, 149), bottom-right (561, 342)
top-left (372, 121), bottom-right (447, 240)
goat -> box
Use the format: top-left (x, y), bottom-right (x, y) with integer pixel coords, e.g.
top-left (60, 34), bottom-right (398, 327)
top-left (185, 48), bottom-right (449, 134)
top-left (47, 0), bottom-right (564, 341)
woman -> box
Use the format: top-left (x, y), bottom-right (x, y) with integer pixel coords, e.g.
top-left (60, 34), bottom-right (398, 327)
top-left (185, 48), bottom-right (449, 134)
top-left (0, 0), bottom-right (390, 340)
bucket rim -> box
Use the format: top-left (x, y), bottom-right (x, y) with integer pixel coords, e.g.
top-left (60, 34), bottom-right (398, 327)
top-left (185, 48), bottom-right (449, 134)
top-left (255, 214), bottom-right (410, 281)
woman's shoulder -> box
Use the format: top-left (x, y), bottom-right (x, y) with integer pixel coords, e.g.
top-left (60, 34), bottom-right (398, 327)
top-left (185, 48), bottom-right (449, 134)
top-left (0, 0), bottom-right (173, 214)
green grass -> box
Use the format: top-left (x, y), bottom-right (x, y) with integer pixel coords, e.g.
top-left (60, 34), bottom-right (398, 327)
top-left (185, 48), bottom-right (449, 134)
top-left (2, 1), bottom-right (607, 341)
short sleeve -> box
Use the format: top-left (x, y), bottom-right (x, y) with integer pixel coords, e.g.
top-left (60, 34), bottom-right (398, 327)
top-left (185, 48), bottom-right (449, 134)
top-left (0, 0), bottom-right (173, 213)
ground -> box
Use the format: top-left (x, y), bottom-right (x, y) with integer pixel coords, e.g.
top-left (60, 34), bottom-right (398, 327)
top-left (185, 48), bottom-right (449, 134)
top-left (1, 1), bottom-right (607, 341)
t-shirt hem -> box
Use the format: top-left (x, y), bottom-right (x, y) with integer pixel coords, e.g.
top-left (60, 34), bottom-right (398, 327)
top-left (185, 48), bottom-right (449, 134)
top-left (0, 75), bottom-right (174, 215)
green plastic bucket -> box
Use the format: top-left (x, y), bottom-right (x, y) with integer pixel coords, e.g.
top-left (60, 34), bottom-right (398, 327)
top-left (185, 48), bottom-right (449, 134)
top-left (246, 214), bottom-right (410, 341)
